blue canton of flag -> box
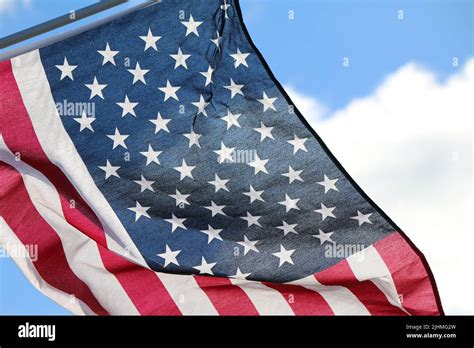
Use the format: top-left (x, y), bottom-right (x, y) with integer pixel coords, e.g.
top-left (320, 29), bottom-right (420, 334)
top-left (42, 0), bottom-right (392, 281)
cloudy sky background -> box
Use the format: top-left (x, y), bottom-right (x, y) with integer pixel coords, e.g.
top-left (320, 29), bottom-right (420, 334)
top-left (0, 0), bottom-right (472, 315)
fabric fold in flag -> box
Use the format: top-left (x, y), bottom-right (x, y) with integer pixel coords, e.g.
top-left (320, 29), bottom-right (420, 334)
top-left (0, 0), bottom-right (443, 315)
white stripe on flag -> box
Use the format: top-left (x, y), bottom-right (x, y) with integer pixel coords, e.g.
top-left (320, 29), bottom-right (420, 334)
top-left (347, 245), bottom-right (409, 314)
top-left (11, 50), bottom-right (146, 268)
top-left (229, 278), bottom-right (294, 315)
top-left (288, 275), bottom-right (370, 315)
top-left (0, 136), bottom-right (140, 315)
top-left (0, 218), bottom-right (94, 315)
top-left (156, 273), bottom-right (218, 315)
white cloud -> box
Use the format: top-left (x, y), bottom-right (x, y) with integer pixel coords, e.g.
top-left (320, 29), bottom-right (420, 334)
top-left (284, 85), bottom-right (329, 123)
top-left (286, 59), bottom-right (474, 314)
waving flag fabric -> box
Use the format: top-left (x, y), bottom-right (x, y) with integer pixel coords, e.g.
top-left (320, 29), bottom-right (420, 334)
top-left (0, 0), bottom-right (443, 315)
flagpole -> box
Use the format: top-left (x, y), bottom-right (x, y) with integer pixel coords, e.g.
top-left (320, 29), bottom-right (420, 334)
top-left (0, 0), bottom-right (158, 61)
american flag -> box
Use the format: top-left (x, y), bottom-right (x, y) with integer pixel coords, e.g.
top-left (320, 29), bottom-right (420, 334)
top-left (0, 0), bottom-right (442, 315)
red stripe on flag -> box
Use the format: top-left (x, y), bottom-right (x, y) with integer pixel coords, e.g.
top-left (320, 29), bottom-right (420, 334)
top-left (0, 59), bottom-right (180, 315)
top-left (0, 162), bottom-right (108, 315)
top-left (263, 282), bottom-right (334, 315)
top-left (373, 232), bottom-right (442, 315)
top-left (0, 60), bottom-right (110, 251)
top-left (315, 259), bottom-right (407, 315)
top-left (194, 275), bottom-right (259, 315)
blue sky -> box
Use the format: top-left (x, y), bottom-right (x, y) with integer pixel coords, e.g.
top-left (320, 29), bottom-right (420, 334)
top-left (0, 0), bottom-right (472, 315)
top-left (240, 0), bottom-right (472, 109)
